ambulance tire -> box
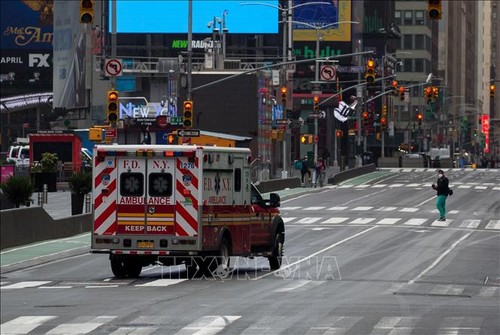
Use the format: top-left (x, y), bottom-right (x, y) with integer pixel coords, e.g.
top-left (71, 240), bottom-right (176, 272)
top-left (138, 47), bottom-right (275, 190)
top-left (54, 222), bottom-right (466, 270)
top-left (125, 261), bottom-right (142, 278)
top-left (268, 232), bottom-right (284, 270)
top-left (110, 257), bottom-right (127, 278)
top-left (110, 256), bottom-right (142, 278)
top-left (208, 237), bottom-right (231, 278)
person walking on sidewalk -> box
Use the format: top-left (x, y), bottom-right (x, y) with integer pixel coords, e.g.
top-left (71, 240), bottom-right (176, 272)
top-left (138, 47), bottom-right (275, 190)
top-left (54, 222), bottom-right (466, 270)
top-left (431, 169), bottom-right (450, 221)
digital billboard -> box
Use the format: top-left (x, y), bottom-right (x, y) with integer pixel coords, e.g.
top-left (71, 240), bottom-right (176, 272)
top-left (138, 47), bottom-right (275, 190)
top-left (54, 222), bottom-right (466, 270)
top-left (293, 0), bottom-right (352, 42)
top-left (110, 0), bottom-right (279, 34)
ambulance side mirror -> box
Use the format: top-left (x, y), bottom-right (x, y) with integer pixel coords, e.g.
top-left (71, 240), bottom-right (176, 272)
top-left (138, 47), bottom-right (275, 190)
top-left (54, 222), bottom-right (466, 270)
top-left (269, 193), bottom-right (280, 208)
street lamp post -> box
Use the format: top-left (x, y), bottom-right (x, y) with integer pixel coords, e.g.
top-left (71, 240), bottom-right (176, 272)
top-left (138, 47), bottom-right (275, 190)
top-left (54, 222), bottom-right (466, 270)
top-left (288, 20), bottom-right (358, 166)
top-left (241, 1), bottom-right (330, 178)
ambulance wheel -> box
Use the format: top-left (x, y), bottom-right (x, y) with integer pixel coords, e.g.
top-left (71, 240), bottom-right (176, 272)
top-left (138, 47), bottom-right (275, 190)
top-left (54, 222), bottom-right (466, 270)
top-left (110, 256), bottom-right (127, 278)
top-left (125, 261), bottom-right (142, 278)
top-left (208, 238), bottom-right (231, 277)
top-left (110, 256), bottom-right (142, 278)
top-left (268, 232), bottom-right (284, 270)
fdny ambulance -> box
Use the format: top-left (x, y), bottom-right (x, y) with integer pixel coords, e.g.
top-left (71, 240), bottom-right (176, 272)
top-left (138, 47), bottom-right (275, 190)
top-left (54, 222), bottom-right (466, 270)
top-left (91, 144), bottom-right (285, 278)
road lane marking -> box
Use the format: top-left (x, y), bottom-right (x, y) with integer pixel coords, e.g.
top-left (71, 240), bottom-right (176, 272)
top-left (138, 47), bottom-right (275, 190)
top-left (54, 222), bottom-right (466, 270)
top-left (377, 218), bottom-right (401, 225)
top-left (46, 316), bottom-right (116, 335)
top-left (485, 220), bottom-right (500, 230)
top-left (297, 217), bottom-right (322, 224)
top-left (399, 208), bottom-right (419, 212)
top-left (174, 315), bottom-right (241, 335)
top-left (327, 206), bottom-right (348, 211)
top-left (460, 220), bottom-right (481, 229)
top-left (254, 226), bottom-right (378, 280)
top-left (408, 232), bottom-right (472, 285)
top-left (282, 217), bottom-right (296, 223)
top-left (322, 217), bottom-right (349, 224)
top-left (135, 279), bottom-right (186, 287)
top-left (376, 207), bottom-right (397, 212)
top-left (404, 219), bottom-right (427, 226)
top-left (303, 206), bottom-right (326, 211)
top-left (351, 206), bottom-right (373, 211)
top-left (431, 219), bottom-right (453, 227)
top-left (1, 316), bottom-right (58, 334)
top-left (1, 281), bottom-right (51, 290)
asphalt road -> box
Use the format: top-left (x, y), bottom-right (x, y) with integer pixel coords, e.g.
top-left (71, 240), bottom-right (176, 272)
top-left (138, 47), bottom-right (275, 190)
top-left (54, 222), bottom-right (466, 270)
top-left (1, 168), bottom-right (499, 335)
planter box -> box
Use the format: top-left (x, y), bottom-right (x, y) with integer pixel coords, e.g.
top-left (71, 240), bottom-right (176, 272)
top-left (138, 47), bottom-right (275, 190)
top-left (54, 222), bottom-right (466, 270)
top-left (71, 193), bottom-right (85, 215)
top-left (32, 172), bottom-right (57, 192)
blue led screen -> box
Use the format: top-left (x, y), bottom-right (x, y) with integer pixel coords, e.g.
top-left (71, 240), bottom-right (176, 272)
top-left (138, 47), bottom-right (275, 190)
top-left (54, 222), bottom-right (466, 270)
top-left (110, 1), bottom-right (279, 34)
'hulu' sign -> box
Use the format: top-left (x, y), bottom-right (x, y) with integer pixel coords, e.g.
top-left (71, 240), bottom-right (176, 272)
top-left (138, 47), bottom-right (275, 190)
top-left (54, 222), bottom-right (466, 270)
top-left (293, 46), bottom-right (342, 58)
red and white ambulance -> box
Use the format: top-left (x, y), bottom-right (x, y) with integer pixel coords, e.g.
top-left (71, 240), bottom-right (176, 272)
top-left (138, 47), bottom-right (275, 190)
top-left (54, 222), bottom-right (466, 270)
top-left (91, 144), bottom-right (285, 278)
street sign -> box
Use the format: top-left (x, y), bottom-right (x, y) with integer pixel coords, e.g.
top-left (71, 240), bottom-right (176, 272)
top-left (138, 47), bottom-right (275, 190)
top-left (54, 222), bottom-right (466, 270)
top-left (309, 112), bottom-right (321, 118)
top-left (104, 58), bottom-right (123, 77)
top-left (177, 129), bottom-right (200, 137)
top-left (105, 128), bottom-right (117, 138)
top-left (320, 65), bottom-right (337, 81)
top-left (276, 119), bottom-right (290, 125)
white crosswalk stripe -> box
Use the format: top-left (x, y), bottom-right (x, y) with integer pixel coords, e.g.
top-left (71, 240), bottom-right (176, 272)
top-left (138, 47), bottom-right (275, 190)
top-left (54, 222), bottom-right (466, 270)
top-left (431, 219), bottom-right (453, 227)
top-left (377, 218), bottom-right (401, 225)
top-left (1, 314), bottom-right (495, 334)
top-left (351, 206), bottom-right (373, 211)
top-left (349, 218), bottom-right (376, 224)
top-left (322, 217), bottom-right (349, 224)
top-left (46, 316), bottom-right (116, 335)
top-left (174, 315), bottom-right (241, 335)
top-left (485, 220), bottom-right (500, 230)
top-left (460, 220), bottom-right (481, 229)
top-left (1, 281), bottom-right (51, 290)
top-left (327, 206), bottom-right (348, 211)
top-left (1, 316), bottom-right (57, 334)
top-left (404, 218), bottom-right (428, 226)
top-left (297, 217), bottom-right (322, 224)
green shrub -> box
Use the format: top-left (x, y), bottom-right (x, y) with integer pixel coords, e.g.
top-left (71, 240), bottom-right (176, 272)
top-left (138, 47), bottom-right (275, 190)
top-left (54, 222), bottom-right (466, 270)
top-left (0, 175), bottom-right (34, 208)
top-left (68, 171), bottom-right (92, 195)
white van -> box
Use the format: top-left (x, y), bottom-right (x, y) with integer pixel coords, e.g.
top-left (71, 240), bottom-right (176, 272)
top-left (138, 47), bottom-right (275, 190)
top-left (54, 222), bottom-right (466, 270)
top-left (6, 145), bottom-right (30, 168)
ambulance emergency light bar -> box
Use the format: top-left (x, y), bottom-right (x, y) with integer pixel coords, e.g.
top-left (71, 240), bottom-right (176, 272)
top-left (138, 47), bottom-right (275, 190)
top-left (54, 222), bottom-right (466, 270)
top-left (110, 0), bottom-right (278, 34)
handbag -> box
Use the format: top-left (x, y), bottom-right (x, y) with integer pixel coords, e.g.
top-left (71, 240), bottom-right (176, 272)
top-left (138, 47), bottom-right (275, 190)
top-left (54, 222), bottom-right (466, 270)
top-left (448, 188), bottom-right (453, 196)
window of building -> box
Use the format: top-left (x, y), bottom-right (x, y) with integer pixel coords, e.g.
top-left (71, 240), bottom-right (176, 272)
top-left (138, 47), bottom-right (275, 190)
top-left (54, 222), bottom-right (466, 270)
top-left (415, 58), bottom-right (424, 72)
top-left (404, 11), bottom-right (413, 25)
top-left (403, 59), bottom-right (412, 72)
top-left (415, 11), bottom-right (425, 25)
top-left (415, 34), bottom-right (424, 49)
top-left (403, 35), bottom-right (413, 49)
top-left (425, 59), bottom-right (431, 74)
top-left (395, 11), bottom-right (401, 25)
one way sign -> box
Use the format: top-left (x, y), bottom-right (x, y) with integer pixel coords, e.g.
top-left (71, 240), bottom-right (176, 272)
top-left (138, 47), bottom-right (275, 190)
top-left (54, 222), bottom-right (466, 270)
top-left (176, 129), bottom-right (200, 137)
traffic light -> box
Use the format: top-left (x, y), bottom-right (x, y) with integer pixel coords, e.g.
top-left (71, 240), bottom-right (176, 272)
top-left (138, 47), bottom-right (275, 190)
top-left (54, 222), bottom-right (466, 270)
top-left (183, 100), bottom-right (193, 129)
top-left (80, 0), bottom-right (94, 24)
top-left (391, 80), bottom-right (399, 96)
top-left (424, 87), bottom-right (432, 103)
top-left (381, 105), bottom-right (388, 131)
top-left (365, 58), bottom-right (376, 84)
top-left (399, 86), bottom-right (406, 101)
top-left (432, 86), bottom-right (439, 99)
top-left (362, 111), bottom-right (369, 120)
top-left (416, 112), bottom-right (423, 126)
top-left (335, 129), bottom-right (343, 138)
top-left (300, 134), bottom-right (310, 144)
top-left (313, 95), bottom-right (319, 112)
top-left (106, 90), bottom-right (119, 124)
top-left (427, 0), bottom-right (442, 20)
top-left (490, 83), bottom-right (495, 98)
top-left (280, 86), bottom-right (287, 105)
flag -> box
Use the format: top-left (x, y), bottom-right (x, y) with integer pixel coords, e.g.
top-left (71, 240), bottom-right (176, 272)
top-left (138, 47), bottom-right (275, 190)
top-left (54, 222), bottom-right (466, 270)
top-left (334, 100), bottom-right (357, 122)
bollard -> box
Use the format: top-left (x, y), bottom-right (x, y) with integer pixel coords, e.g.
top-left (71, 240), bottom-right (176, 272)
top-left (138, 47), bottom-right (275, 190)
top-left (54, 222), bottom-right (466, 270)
top-left (43, 184), bottom-right (48, 204)
top-left (85, 193), bottom-right (91, 213)
top-left (37, 192), bottom-right (43, 207)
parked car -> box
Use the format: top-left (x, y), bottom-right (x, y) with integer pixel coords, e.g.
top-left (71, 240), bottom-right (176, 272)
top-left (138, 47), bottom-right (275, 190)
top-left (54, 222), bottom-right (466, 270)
top-left (6, 145), bottom-right (30, 168)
